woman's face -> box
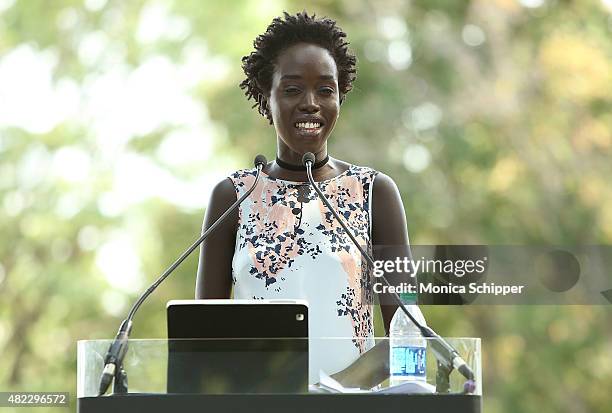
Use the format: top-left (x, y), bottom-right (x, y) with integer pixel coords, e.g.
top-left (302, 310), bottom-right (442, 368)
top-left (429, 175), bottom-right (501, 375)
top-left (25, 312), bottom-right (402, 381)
top-left (268, 42), bottom-right (340, 159)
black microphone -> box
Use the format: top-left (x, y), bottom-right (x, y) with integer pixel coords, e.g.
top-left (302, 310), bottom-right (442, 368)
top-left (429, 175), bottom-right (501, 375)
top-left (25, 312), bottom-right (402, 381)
top-left (98, 155), bottom-right (268, 396)
top-left (301, 152), bottom-right (475, 384)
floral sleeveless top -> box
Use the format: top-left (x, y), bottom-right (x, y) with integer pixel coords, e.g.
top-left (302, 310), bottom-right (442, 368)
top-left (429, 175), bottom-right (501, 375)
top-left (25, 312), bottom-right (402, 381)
top-left (228, 164), bottom-right (378, 383)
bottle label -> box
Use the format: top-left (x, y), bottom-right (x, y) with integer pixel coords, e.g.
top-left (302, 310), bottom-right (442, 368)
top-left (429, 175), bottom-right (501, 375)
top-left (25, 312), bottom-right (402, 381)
top-left (391, 346), bottom-right (426, 377)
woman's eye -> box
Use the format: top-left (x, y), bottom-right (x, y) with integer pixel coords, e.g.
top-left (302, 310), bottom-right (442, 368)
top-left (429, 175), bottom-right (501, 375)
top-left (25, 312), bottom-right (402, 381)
top-left (284, 87), bottom-right (300, 94)
top-left (320, 87), bottom-right (335, 95)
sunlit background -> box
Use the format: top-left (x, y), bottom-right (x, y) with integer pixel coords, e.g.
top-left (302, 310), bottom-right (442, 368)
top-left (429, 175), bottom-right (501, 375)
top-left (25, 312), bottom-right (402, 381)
top-left (1, 0), bottom-right (611, 412)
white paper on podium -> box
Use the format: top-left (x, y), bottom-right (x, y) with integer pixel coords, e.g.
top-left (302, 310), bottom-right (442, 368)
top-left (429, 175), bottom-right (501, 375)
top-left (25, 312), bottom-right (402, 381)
top-left (310, 371), bottom-right (435, 394)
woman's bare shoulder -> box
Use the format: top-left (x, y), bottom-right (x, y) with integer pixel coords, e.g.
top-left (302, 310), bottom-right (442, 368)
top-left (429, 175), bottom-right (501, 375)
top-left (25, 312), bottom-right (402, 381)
top-left (372, 172), bottom-right (399, 194)
top-left (332, 157), bottom-right (352, 171)
top-left (371, 172), bottom-right (408, 244)
top-left (208, 177), bottom-right (238, 213)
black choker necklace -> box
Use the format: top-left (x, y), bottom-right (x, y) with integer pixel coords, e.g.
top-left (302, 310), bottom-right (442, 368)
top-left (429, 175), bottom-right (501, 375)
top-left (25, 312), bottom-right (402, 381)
top-left (275, 155), bottom-right (329, 171)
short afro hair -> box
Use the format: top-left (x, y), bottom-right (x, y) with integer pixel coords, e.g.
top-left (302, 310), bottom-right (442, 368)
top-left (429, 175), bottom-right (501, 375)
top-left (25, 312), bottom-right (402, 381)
top-left (240, 11), bottom-right (357, 124)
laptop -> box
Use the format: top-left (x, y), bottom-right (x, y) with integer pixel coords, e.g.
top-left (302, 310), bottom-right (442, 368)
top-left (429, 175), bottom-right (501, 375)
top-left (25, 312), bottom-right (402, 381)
top-left (166, 299), bottom-right (309, 394)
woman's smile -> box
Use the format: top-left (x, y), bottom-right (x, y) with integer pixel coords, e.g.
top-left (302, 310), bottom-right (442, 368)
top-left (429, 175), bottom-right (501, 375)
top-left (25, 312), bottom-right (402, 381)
top-left (294, 117), bottom-right (325, 138)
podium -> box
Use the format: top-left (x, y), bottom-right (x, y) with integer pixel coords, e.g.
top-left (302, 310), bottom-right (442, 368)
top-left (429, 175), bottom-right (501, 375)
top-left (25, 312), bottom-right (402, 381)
top-left (77, 337), bottom-right (482, 413)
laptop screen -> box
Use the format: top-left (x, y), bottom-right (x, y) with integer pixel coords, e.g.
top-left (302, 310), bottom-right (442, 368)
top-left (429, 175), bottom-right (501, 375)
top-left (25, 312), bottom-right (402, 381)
top-left (166, 300), bottom-right (309, 394)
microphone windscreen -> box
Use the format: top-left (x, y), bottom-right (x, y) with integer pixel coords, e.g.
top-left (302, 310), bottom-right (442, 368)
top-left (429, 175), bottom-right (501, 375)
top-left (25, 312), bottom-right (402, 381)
top-left (254, 154), bottom-right (268, 168)
top-left (302, 152), bottom-right (315, 166)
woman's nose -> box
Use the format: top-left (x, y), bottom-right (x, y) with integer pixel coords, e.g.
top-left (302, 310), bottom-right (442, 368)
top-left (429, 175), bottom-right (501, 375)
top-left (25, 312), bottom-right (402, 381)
top-left (298, 91), bottom-right (319, 113)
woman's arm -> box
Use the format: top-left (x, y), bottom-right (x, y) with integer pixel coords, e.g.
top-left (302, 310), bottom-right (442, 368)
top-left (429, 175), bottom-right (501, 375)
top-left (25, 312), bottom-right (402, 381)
top-left (195, 178), bottom-right (239, 299)
top-left (371, 172), bottom-right (411, 335)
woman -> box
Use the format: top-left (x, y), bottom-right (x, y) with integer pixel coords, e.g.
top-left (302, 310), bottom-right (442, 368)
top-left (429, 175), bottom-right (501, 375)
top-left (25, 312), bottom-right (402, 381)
top-left (195, 11), bottom-right (410, 384)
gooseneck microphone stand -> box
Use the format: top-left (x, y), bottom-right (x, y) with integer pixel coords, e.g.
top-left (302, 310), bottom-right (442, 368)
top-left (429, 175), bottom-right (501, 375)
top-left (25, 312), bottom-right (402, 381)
top-left (97, 155), bottom-right (268, 396)
top-left (302, 152), bottom-right (475, 394)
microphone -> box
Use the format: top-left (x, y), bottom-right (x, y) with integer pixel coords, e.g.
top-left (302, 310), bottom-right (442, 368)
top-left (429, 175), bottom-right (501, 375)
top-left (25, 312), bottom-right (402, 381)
top-left (98, 155), bottom-right (268, 396)
top-left (254, 154), bottom-right (267, 168)
top-left (302, 152), bottom-right (316, 166)
top-left (301, 152), bottom-right (475, 384)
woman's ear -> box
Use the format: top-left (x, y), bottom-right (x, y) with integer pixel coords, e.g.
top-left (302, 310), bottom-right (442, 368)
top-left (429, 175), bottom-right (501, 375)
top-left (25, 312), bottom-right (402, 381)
top-left (257, 94), bottom-right (273, 125)
top-left (258, 93), bottom-right (267, 108)
top-left (258, 93), bottom-right (269, 115)
top-left (255, 78), bottom-right (270, 112)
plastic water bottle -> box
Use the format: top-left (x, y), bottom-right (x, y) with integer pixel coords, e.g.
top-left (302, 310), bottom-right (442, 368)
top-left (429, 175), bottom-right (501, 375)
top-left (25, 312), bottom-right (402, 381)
top-left (389, 293), bottom-right (427, 385)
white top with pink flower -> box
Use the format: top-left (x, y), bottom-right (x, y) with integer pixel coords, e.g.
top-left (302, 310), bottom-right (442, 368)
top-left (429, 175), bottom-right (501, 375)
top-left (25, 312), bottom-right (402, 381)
top-left (229, 164), bottom-right (378, 383)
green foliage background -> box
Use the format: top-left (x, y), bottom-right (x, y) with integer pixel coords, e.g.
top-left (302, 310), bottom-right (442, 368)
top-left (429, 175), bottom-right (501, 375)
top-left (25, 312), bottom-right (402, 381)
top-left (1, 0), bottom-right (611, 411)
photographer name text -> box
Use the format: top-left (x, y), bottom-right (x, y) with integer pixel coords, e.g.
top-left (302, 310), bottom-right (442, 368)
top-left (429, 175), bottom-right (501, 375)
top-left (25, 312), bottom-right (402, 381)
top-left (374, 282), bottom-right (525, 296)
